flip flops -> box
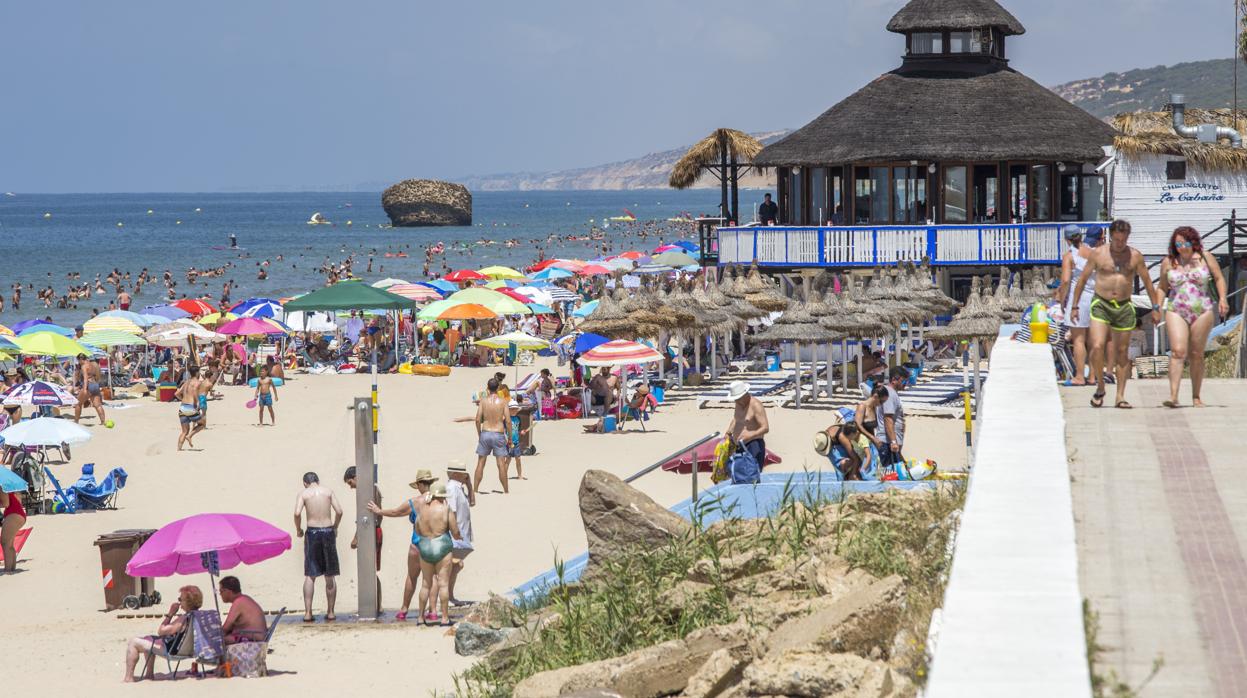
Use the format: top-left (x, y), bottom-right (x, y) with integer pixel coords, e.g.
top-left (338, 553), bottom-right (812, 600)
top-left (1090, 391), bottom-right (1105, 408)
top-left (1115, 401), bottom-right (1133, 409)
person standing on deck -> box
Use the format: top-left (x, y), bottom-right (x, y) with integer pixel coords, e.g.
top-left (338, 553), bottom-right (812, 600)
top-left (1071, 219), bottom-right (1162, 409)
top-left (758, 193), bottom-right (779, 226)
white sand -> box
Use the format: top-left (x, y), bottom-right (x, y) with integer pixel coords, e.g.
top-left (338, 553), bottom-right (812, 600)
top-left (1, 357), bottom-right (965, 695)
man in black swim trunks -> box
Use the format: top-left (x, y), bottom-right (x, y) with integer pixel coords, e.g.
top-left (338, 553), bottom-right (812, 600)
top-left (294, 472), bottom-right (343, 622)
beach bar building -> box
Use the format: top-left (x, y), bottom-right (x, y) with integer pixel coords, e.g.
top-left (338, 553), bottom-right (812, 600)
top-left (718, 0), bottom-right (1118, 271)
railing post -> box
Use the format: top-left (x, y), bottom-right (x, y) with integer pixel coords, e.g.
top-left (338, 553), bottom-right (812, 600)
top-left (927, 225), bottom-right (938, 263)
top-left (818, 227), bottom-right (826, 265)
top-left (1019, 225), bottom-right (1028, 263)
top-left (872, 228), bottom-right (879, 266)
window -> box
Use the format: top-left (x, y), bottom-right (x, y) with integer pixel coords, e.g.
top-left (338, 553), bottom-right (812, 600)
top-left (911, 32), bottom-right (943, 54)
top-left (788, 169), bottom-right (804, 225)
top-left (1059, 174), bottom-right (1080, 220)
top-left (853, 166), bottom-right (891, 224)
top-left (1080, 175), bottom-right (1107, 220)
top-left (948, 30), bottom-right (982, 54)
top-left (1030, 165), bottom-right (1052, 221)
top-left (973, 164), bottom-right (999, 222)
top-left (943, 166), bottom-right (968, 223)
top-left (1167, 160), bottom-right (1187, 181)
top-left (892, 166), bottom-right (926, 223)
top-left (809, 168), bottom-right (828, 224)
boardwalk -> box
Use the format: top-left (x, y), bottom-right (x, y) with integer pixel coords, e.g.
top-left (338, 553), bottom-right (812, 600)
top-left (1066, 379), bottom-right (1247, 698)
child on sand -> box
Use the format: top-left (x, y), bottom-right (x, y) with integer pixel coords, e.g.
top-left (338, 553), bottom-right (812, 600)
top-left (255, 366), bottom-right (278, 425)
top-left (506, 400), bottom-right (529, 480)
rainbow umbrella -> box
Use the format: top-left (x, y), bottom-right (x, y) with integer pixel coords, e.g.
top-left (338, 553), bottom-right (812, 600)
top-left (0, 324), bottom-right (13, 337)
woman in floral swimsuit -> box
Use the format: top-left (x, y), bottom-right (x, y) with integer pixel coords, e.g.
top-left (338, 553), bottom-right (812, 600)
top-left (1158, 226), bottom-right (1229, 408)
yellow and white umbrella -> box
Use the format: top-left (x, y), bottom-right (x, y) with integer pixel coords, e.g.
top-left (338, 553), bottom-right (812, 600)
top-left (83, 315), bottom-right (143, 335)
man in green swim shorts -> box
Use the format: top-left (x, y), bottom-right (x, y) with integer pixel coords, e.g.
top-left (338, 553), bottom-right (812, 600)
top-left (1071, 219), bottom-right (1161, 409)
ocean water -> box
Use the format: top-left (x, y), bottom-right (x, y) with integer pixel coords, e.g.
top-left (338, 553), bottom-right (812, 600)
top-left (0, 189), bottom-right (727, 325)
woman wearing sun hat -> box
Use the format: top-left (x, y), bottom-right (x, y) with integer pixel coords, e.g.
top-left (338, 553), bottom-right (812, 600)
top-left (367, 469), bottom-right (437, 621)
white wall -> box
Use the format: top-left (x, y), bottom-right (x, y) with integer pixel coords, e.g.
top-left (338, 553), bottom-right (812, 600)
top-left (1109, 150), bottom-right (1247, 256)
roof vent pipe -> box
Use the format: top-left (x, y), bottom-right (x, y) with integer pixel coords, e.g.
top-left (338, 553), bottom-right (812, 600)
top-left (1171, 93), bottom-right (1242, 148)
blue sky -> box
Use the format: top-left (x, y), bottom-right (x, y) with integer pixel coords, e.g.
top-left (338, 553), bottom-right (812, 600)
top-left (3, 0), bottom-right (1235, 192)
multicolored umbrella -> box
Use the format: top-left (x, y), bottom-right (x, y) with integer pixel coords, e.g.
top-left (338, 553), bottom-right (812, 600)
top-left (546, 287), bottom-right (579, 303)
top-left (418, 280), bottom-right (457, 294)
top-left (19, 323), bottom-right (74, 337)
top-left (0, 324), bottom-right (13, 337)
top-left (443, 288), bottom-right (532, 315)
top-left (370, 278), bottom-right (409, 289)
top-left (652, 251), bottom-right (698, 267)
top-left (10, 319), bottom-right (53, 334)
top-left (2, 380), bottom-right (78, 407)
top-left (143, 304), bottom-right (192, 321)
top-left (80, 329), bottom-right (148, 348)
top-left (83, 315), bottom-right (143, 335)
top-left (231, 298), bottom-right (283, 318)
top-left (196, 311), bottom-right (238, 327)
top-left (577, 339), bottom-right (663, 367)
top-left (95, 310), bottom-right (156, 327)
top-left (386, 284), bottom-right (443, 302)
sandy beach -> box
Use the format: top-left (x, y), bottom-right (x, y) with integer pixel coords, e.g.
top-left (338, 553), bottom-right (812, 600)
top-left (1, 356), bottom-right (965, 695)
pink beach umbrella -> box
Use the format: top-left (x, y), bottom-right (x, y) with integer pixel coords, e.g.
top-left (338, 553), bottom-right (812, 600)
top-left (216, 316), bottom-right (287, 337)
top-left (126, 513), bottom-right (291, 612)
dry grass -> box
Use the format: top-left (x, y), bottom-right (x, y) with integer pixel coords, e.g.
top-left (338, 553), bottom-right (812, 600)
top-left (669, 129), bottom-right (764, 190)
top-left (1113, 109), bottom-right (1247, 171)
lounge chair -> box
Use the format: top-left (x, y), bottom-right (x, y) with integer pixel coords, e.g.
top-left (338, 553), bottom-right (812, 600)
top-left (67, 463), bottom-right (127, 510)
top-left (141, 610), bottom-right (197, 680)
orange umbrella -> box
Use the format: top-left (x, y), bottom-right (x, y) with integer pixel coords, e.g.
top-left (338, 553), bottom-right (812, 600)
top-left (438, 303), bottom-right (497, 321)
top-left (617, 251), bottom-right (646, 260)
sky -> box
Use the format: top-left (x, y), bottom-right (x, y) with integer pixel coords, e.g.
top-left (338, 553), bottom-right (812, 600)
top-left (3, 0), bottom-right (1237, 192)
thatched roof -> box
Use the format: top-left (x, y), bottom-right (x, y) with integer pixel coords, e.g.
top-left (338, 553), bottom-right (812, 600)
top-left (669, 129), bottom-right (765, 189)
top-left (887, 0), bottom-right (1026, 36)
top-left (755, 68), bottom-right (1115, 166)
top-left (751, 302), bottom-right (838, 344)
top-left (1113, 108), bottom-right (1247, 172)
top-left (742, 266), bottom-right (791, 313)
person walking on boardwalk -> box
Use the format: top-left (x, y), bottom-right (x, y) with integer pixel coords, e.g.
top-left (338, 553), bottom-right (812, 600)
top-left (1070, 219), bottom-right (1162, 409)
top-left (1056, 224), bottom-right (1099, 385)
top-left (1158, 226), bottom-right (1229, 408)
top-left (294, 471), bottom-right (343, 622)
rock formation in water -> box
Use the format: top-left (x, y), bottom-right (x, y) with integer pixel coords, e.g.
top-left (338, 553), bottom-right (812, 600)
top-left (381, 179), bottom-right (472, 227)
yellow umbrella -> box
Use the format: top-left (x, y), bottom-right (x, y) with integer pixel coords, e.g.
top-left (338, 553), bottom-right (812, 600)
top-left (13, 331), bottom-right (93, 357)
top-left (83, 315), bottom-right (143, 335)
top-left (475, 332), bottom-right (550, 351)
top-left (197, 312), bottom-right (238, 327)
top-left (477, 265), bottom-right (526, 280)
top-left (0, 324), bottom-right (13, 337)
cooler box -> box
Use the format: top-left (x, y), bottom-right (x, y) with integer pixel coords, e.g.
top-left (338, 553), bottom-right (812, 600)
top-left (603, 415), bottom-right (617, 433)
top-left (157, 384), bottom-right (176, 402)
top-left (94, 529), bottom-right (159, 611)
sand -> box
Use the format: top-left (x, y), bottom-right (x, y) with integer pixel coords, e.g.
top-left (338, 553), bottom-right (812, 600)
top-left (0, 357), bottom-right (965, 695)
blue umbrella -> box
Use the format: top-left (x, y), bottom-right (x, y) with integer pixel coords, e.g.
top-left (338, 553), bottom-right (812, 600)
top-left (632, 264), bottom-right (673, 275)
top-left (532, 267), bottom-right (573, 281)
top-left (673, 241), bottom-right (699, 252)
top-left (96, 309), bottom-right (156, 327)
top-left (143, 304), bottom-right (192, 321)
top-left (19, 323), bottom-right (74, 337)
top-left (0, 467), bottom-right (27, 494)
top-left (419, 280), bottom-right (457, 294)
top-left (572, 300), bottom-right (599, 318)
top-left (10, 319), bottom-right (52, 334)
top-left (574, 332), bottom-right (610, 353)
top-left (0, 336), bottom-right (17, 352)
top-left (237, 300), bottom-right (284, 318)
top-left (526, 303), bottom-right (555, 315)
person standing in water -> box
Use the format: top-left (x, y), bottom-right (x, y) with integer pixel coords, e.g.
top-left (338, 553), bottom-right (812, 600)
top-left (1071, 219), bottom-right (1162, 409)
top-left (294, 472), bottom-right (343, 622)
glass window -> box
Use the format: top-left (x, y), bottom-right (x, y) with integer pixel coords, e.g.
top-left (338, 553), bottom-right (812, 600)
top-left (1059, 174), bottom-right (1080, 220)
top-left (831, 172), bottom-right (844, 225)
top-left (788, 169), bottom-right (804, 225)
top-left (911, 32), bottom-right (943, 54)
top-left (943, 166), bottom-right (967, 223)
top-left (973, 164), bottom-right (999, 222)
top-left (870, 167), bottom-right (889, 223)
top-left (949, 31), bottom-right (981, 53)
top-left (1080, 175), bottom-right (1106, 221)
top-left (893, 168), bottom-right (909, 223)
top-left (1030, 165), bottom-right (1052, 221)
top-left (809, 168), bottom-right (828, 224)
top-left (914, 170), bottom-right (928, 222)
top-left (853, 167), bottom-right (891, 224)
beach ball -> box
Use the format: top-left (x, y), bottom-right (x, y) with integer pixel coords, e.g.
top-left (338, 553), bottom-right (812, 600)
top-left (104, 419), bottom-right (115, 429)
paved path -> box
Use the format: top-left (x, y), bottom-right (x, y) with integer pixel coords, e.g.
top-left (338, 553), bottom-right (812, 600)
top-left (1066, 379), bottom-right (1247, 698)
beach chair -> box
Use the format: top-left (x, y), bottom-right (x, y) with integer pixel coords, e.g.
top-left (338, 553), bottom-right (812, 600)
top-left (231, 607), bottom-right (288, 647)
top-left (141, 611), bottom-right (196, 680)
top-left (43, 467), bottom-right (76, 514)
top-left (188, 609), bottom-right (228, 677)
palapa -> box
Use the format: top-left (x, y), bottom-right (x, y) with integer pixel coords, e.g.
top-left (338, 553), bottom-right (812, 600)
top-left (742, 265), bottom-right (791, 313)
top-left (578, 288), bottom-right (635, 338)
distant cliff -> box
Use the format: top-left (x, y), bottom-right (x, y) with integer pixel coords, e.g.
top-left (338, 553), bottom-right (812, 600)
top-left (459, 131), bottom-right (787, 191)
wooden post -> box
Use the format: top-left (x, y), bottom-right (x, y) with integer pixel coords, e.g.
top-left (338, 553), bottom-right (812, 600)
top-left (353, 397), bottom-right (379, 620)
top-left (793, 341), bottom-right (802, 409)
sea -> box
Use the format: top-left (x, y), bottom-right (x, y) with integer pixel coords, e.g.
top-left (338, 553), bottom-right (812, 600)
top-left (0, 189), bottom-right (732, 326)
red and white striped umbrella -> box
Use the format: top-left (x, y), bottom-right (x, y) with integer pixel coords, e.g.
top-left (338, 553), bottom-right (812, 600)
top-left (386, 283), bottom-right (444, 302)
top-left (578, 340), bottom-right (663, 367)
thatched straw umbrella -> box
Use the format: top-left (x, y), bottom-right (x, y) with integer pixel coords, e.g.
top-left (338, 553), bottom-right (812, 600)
top-left (805, 288), bottom-right (848, 397)
top-left (578, 287), bottom-right (634, 338)
top-left (749, 301), bottom-right (835, 409)
top-left (668, 128), bottom-right (764, 225)
top-left (721, 271), bottom-right (766, 354)
top-left (929, 276), bottom-right (1001, 396)
top-left (832, 276), bottom-right (894, 389)
top-left (691, 284), bottom-right (737, 380)
top-left (742, 264), bottom-right (791, 313)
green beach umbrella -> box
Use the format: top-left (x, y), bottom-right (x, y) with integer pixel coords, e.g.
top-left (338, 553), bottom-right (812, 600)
top-left (282, 279), bottom-right (416, 312)
top-left (13, 331), bottom-right (93, 357)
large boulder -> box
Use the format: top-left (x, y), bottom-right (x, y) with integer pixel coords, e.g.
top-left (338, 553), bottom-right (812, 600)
top-left (743, 650), bottom-right (912, 697)
top-left (579, 470), bottom-right (691, 570)
top-left (764, 574), bottom-right (905, 659)
top-left (381, 179), bottom-right (472, 227)
top-left (454, 621), bottom-right (515, 656)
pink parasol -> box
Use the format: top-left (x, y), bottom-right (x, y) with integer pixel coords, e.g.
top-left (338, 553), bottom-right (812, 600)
top-left (126, 513), bottom-right (291, 578)
top-left (216, 317), bottom-right (286, 336)
top-left (659, 437), bottom-right (783, 475)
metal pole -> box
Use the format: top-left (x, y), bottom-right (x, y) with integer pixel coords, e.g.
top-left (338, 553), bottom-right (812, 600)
top-left (841, 339), bottom-right (849, 395)
top-left (352, 397), bottom-right (378, 619)
top-left (793, 341), bottom-right (801, 409)
top-left (623, 431), bottom-right (720, 482)
top-left (972, 340), bottom-right (982, 399)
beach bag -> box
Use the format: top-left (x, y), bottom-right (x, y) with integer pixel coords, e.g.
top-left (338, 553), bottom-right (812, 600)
top-left (711, 438), bottom-right (733, 484)
top-left (728, 447), bottom-right (761, 485)
top-left (226, 641), bottom-right (268, 678)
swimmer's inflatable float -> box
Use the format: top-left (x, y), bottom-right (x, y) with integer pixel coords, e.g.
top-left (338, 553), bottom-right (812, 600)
top-left (246, 377), bottom-right (285, 388)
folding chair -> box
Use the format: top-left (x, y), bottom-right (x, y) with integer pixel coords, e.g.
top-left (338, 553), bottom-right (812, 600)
top-left (190, 609), bottom-right (228, 677)
top-left (141, 611), bottom-right (196, 680)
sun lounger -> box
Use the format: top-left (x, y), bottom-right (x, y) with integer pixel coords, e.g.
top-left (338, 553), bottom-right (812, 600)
top-left (695, 376), bottom-right (794, 409)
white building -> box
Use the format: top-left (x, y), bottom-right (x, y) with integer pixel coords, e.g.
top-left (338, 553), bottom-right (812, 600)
top-left (1105, 107), bottom-right (1247, 258)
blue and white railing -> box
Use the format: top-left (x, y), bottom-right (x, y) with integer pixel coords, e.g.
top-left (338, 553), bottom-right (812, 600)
top-left (717, 222), bottom-right (1108, 268)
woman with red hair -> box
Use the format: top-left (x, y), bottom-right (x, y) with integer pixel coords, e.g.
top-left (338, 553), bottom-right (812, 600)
top-left (1158, 226), bottom-right (1229, 407)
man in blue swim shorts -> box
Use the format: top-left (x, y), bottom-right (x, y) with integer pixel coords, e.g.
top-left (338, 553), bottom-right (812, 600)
top-left (473, 378), bottom-right (511, 495)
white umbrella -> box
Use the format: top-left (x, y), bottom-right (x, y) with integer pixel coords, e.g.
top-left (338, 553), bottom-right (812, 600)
top-left (0, 417), bottom-right (93, 446)
top-left (284, 311), bottom-right (339, 333)
top-left (512, 286), bottom-right (554, 307)
top-left (148, 325), bottom-right (226, 348)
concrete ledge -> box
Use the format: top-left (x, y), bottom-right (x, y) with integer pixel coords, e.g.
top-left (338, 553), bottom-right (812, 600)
top-left (927, 342), bottom-right (1090, 697)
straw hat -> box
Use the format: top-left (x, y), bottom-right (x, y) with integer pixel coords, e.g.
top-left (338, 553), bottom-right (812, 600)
top-left (429, 482), bottom-right (448, 499)
top-left (408, 469), bottom-right (437, 489)
top-left (446, 460), bottom-right (468, 474)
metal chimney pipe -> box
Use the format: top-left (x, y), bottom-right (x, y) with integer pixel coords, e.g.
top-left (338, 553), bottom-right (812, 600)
top-left (1171, 93), bottom-right (1243, 148)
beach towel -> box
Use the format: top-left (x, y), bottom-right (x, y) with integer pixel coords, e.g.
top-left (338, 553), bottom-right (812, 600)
top-left (68, 463), bottom-right (128, 510)
top-left (0, 527), bottom-right (31, 563)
